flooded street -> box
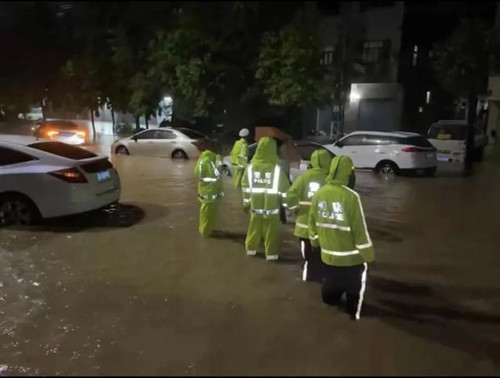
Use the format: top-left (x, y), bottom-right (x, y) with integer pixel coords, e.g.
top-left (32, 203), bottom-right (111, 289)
top-left (1, 149), bottom-right (500, 375)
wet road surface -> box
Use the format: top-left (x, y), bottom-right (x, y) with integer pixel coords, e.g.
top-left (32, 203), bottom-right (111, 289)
top-left (1, 149), bottom-right (500, 375)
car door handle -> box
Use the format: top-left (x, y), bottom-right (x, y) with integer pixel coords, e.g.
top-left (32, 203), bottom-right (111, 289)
top-left (351, 151), bottom-right (357, 153)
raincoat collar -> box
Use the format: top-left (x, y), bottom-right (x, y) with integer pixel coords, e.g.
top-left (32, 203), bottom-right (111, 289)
top-left (251, 137), bottom-right (279, 165)
top-left (310, 149), bottom-right (332, 172)
top-left (326, 155), bottom-right (354, 186)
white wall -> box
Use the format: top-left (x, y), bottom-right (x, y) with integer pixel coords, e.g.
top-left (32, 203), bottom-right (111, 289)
top-left (345, 82), bottom-right (403, 133)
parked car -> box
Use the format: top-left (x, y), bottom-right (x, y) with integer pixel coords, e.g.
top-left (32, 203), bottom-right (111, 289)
top-left (19, 107), bottom-right (43, 121)
top-left (221, 140), bottom-right (334, 183)
top-left (34, 119), bottom-right (90, 146)
top-left (0, 135), bottom-right (121, 226)
top-left (324, 131), bottom-right (437, 176)
top-left (111, 127), bottom-right (209, 159)
top-left (427, 120), bottom-right (488, 162)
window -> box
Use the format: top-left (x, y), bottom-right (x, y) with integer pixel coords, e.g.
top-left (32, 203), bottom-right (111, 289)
top-left (362, 40), bottom-right (389, 63)
top-left (42, 121), bottom-right (79, 130)
top-left (401, 136), bottom-right (434, 148)
top-left (412, 45), bottom-right (418, 66)
top-left (134, 130), bottom-right (157, 140)
top-left (339, 135), bottom-right (364, 146)
top-left (176, 128), bottom-right (207, 140)
top-left (155, 130), bottom-right (177, 139)
top-left (321, 49), bottom-right (335, 66)
top-left (362, 135), bottom-right (391, 146)
top-left (28, 142), bottom-right (96, 160)
top-left (427, 124), bottom-right (466, 141)
top-left (0, 147), bottom-right (38, 166)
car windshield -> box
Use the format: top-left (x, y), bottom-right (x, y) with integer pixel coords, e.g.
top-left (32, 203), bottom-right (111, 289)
top-left (42, 121), bottom-right (79, 130)
top-left (400, 136), bottom-right (434, 148)
top-left (176, 128), bottom-right (207, 140)
top-left (28, 141), bottom-right (97, 160)
top-left (428, 124), bottom-right (466, 140)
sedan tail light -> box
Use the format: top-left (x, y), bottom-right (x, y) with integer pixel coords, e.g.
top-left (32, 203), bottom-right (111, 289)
top-left (401, 147), bottom-right (426, 153)
top-left (48, 168), bottom-right (88, 183)
top-left (46, 130), bottom-right (59, 138)
top-left (192, 140), bottom-right (207, 152)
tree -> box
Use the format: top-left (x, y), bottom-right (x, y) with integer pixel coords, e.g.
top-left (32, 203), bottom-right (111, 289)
top-left (432, 19), bottom-right (500, 174)
top-left (256, 23), bottom-right (332, 108)
top-left (148, 24), bottom-right (225, 119)
top-left (61, 57), bottom-right (100, 142)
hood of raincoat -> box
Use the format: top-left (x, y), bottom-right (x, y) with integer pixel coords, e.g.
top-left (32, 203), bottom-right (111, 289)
top-left (310, 149), bottom-right (332, 171)
top-left (251, 137), bottom-right (279, 165)
top-left (194, 150), bottom-right (216, 175)
top-left (327, 155), bottom-right (354, 186)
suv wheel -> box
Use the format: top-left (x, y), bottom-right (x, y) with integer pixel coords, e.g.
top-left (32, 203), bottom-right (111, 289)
top-left (376, 161), bottom-right (398, 176)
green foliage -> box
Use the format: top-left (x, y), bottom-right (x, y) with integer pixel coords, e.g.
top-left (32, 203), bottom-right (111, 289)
top-left (255, 23), bottom-right (332, 107)
top-left (432, 19), bottom-right (500, 95)
top-left (148, 26), bottom-right (224, 117)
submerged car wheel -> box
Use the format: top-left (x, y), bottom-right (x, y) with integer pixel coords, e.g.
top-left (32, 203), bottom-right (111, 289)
top-left (376, 161), bottom-right (398, 176)
top-left (0, 194), bottom-right (41, 226)
top-left (115, 145), bottom-right (129, 155)
top-left (172, 150), bottom-right (188, 160)
top-left (220, 166), bottom-right (232, 176)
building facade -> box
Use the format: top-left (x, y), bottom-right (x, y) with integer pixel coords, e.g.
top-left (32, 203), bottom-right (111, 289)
top-left (313, 0), bottom-right (497, 138)
top-left (487, 2), bottom-right (500, 139)
top-left (313, 1), bottom-right (405, 138)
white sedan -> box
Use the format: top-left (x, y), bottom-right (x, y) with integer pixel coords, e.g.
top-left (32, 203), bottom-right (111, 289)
top-left (324, 131), bottom-right (437, 176)
top-left (0, 135), bottom-right (121, 226)
top-left (111, 127), bottom-right (209, 159)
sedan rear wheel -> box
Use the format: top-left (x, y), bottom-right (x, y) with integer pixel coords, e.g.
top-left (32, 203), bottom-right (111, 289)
top-left (115, 145), bottom-right (129, 155)
top-left (172, 150), bottom-right (188, 160)
top-left (0, 194), bottom-right (40, 226)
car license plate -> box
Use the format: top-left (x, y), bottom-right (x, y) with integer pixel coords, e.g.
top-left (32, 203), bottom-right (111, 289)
top-left (97, 170), bottom-right (111, 182)
top-left (437, 156), bottom-right (449, 162)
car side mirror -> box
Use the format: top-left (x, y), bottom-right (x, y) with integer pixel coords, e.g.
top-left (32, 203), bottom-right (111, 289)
top-left (132, 136), bottom-right (137, 142)
top-left (336, 141), bottom-right (343, 148)
top-left (307, 163), bottom-right (313, 169)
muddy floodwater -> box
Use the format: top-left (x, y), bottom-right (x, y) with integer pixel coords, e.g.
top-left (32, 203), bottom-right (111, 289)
top-left (1, 151), bottom-right (500, 375)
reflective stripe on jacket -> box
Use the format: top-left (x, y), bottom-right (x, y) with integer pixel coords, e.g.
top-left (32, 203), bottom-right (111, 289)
top-left (286, 149), bottom-right (332, 239)
top-left (194, 150), bottom-right (223, 203)
top-left (241, 137), bottom-right (290, 213)
top-left (308, 156), bottom-right (374, 266)
top-left (230, 138), bottom-right (249, 168)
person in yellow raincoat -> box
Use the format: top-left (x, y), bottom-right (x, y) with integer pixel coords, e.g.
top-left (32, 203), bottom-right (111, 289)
top-left (230, 128), bottom-right (250, 188)
top-left (194, 150), bottom-right (224, 237)
top-left (241, 137), bottom-right (290, 260)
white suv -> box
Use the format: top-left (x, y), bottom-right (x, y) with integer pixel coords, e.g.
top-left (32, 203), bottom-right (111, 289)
top-left (324, 131), bottom-right (437, 176)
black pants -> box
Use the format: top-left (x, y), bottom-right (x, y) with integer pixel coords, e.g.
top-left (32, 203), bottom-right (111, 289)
top-left (299, 238), bottom-right (323, 283)
top-left (322, 263), bottom-right (368, 320)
